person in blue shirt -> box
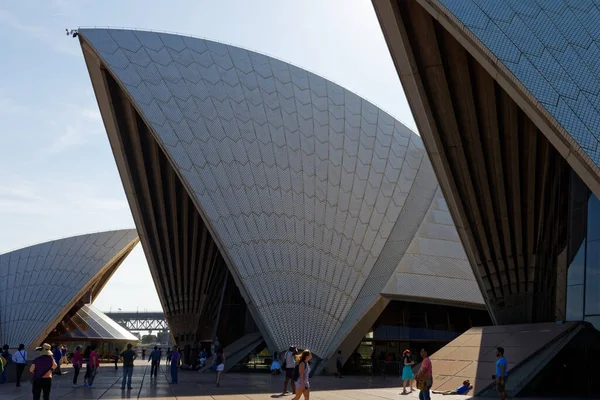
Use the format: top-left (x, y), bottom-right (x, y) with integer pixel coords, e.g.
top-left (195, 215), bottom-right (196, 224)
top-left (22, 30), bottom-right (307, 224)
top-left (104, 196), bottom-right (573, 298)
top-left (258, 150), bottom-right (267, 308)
top-left (432, 380), bottom-right (472, 395)
top-left (493, 347), bottom-right (508, 400)
top-left (52, 344), bottom-right (63, 375)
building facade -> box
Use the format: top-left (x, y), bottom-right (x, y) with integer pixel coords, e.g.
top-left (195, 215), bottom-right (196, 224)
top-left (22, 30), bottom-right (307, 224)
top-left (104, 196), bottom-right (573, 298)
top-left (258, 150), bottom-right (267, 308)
top-left (78, 28), bottom-right (487, 364)
top-left (373, 0), bottom-right (600, 330)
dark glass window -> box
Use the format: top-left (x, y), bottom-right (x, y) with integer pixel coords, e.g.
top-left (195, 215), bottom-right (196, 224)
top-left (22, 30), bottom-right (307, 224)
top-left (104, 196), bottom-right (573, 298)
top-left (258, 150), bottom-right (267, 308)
top-left (585, 239), bottom-right (600, 315)
top-left (587, 194), bottom-right (600, 242)
top-left (567, 239), bottom-right (585, 285)
top-left (584, 316), bottom-right (600, 331)
top-left (566, 285), bottom-right (584, 320)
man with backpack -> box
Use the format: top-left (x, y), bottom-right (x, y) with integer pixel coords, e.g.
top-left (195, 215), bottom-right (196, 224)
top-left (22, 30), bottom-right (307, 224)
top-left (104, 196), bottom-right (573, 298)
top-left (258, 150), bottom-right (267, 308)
top-left (282, 346), bottom-right (297, 395)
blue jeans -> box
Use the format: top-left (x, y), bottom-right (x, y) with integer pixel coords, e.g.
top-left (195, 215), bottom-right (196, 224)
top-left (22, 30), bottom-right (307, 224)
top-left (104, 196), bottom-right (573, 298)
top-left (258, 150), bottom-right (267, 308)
top-left (170, 364), bottom-right (178, 383)
top-left (419, 389), bottom-right (431, 400)
top-left (121, 366), bottom-right (133, 388)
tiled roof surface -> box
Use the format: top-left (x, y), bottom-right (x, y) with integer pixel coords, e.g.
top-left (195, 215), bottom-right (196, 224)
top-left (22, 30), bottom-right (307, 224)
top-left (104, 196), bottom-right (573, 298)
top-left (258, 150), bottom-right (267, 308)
top-left (0, 230), bottom-right (138, 348)
top-left (439, 0), bottom-right (600, 170)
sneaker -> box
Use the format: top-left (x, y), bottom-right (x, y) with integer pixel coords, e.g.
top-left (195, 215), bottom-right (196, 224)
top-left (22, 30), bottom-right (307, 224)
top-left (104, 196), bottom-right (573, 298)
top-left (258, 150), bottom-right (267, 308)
top-left (121, 387), bottom-right (125, 390)
top-left (72, 384), bottom-right (81, 388)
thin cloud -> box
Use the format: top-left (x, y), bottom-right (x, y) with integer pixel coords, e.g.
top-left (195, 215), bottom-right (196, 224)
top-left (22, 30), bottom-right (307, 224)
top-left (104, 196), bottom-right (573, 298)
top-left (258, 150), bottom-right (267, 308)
top-left (47, 105), bottom-right (104, 153)
top-left (0, 8), bottom-right (79, 56)
top-left (0, 175), bottom-right (129, 216)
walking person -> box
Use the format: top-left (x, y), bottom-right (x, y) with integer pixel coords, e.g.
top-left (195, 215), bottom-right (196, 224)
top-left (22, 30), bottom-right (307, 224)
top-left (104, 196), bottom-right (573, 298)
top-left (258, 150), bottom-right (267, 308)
top-left (61, 345), bottom-right (67, 365)
top-left (52, 344), bottom-right (62, 375)
top-left (494, 347), bottom-right (509, 400)
top-left (415, 348), bottom-right (433, 400)
top-left (335, 350), bottom-right (343, 378)
top-left (215, 348), bottom-right (225, 387)
top-left (113, 348), bottom-right (119, 370)
top-left (149, 346), bottom-right (161, 377)
top-left (142, 347), bottom-right (146, 360)
top-left (282, 346), bottom-right (297, 395)
top-left (72, 346), bottom-right (83, 388)
top-left (170, 346), bottom-right (181, 384)
top-left (166, 348), bottom-right (172, 365)
top-left (120, 343), bottom-right (137, 390)
top-left (30, 343), bottom-right (57, 400)
top-left (1, 344), bottom-right (10, 384)
top-left (401, 349), bottom-right (415, 394)
top-left (12, 343), bottom-right (27, 387)
top-left (293, 349), bottom-right (312, 400)
top-left (84, 345), bottom-right (99, 388)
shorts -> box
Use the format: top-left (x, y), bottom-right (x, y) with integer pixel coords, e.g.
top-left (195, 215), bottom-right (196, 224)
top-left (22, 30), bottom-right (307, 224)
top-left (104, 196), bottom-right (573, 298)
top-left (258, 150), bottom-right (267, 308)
top-left (285, 368), bottom-right (294, 379)
top-left (496, 376), bottom-right (508, 393)
top-left (216, 364), bottom-right (225, 372)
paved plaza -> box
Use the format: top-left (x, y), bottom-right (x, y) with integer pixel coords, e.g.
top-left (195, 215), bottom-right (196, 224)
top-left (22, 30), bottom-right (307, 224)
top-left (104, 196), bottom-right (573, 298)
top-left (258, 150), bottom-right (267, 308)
top-left (0, 360), bottom-right (578, 400)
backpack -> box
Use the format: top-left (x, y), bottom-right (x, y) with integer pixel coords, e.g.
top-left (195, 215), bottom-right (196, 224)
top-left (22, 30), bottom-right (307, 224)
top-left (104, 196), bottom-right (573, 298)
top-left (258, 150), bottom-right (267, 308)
top-left (282, 351), bottom-right (289, 369)
top-left (0, 356), bottom-right (5, 373)
top-left (292, 361), bottom-right (305, 381)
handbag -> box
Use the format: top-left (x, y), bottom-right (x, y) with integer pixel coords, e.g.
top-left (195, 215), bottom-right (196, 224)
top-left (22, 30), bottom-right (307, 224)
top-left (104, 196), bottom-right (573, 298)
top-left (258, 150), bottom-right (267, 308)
top-left (416, 375), bottom-right (432, 391)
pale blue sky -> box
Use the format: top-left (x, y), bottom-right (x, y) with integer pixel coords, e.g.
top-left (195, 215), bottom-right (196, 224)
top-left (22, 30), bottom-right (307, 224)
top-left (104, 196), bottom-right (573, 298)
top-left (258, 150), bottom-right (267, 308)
top-left (0, 0), bottom-right (415, 311)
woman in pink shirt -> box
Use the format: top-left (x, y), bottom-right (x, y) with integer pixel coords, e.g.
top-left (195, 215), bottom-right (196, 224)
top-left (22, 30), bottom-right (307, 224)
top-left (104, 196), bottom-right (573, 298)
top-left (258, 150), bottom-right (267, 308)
top-left (72, 346), bottom-right (83, 388)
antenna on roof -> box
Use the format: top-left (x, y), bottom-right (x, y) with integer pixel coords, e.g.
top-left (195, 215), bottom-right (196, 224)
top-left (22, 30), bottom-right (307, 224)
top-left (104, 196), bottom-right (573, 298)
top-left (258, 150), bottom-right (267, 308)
top-left (65, 29), bottom-right (78, 38)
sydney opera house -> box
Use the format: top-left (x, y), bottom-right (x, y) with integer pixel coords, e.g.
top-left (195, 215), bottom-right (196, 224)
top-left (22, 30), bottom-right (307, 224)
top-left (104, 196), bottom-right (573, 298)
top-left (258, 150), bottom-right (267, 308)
top-left (73, 2), bottom-right (600, 390)
top-left (76, 26), bottom-right (491, 374)
top-left (4, 0), bottom-right (599, 396)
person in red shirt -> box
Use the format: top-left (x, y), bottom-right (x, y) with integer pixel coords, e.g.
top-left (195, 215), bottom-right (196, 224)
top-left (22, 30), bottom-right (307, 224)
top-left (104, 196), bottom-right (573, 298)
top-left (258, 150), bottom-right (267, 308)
top-left (72, 346), bottom-right (83, 388)
top-left (415, 348), bottom-right (433, 400)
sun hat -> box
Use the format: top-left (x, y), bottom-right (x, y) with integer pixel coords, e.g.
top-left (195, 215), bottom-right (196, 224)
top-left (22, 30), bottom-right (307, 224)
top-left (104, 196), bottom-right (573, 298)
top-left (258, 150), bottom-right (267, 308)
top-left (35, 343), bottom-right (53, 356)
top-left (403, 349), bottom-right (410, 355)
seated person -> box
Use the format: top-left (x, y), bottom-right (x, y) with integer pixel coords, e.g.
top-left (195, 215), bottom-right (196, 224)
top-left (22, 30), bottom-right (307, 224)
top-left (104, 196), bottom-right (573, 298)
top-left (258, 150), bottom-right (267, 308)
top-left (432, 380), bottom-right (473, 395)
top-left (270, 351), bottom-right (281, 375)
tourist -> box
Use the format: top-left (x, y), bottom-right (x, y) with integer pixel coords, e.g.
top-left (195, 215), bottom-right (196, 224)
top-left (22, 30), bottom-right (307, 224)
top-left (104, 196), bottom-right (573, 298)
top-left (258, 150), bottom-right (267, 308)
top-left (335, 350), bottom-right (343, 378)
top-left (293, 349), bottom-right (312, 400)
top-left (415, 348), bottom-right (433, 400)
top-left (282, 346), bottom-right (297, 394)
top-left (199, 348), bottom-right (208, 367)
top-left (401, 349), bottom-right (415, 394)
top-left (84, 344), bottom-right (99, 388)
top-left (170, 346), bottom-right (180, 384)
top-left (113, 348), bottom-right (119, 370)
top-left (270, 351), bottom-right (281, 375)
top-left (52, 344), bottom-right (62, 375)
top-left (433, 380), bottom-right (473, 395)
top-left (61, 345), bottom-right (67, 364)
top-left (142, 347), bottom-right (146, 360)
top-left (72, 346), bottom-right (83, 388)
top-left (12, 343), bottom-right (27, 387)
top-left (166, 347), bottom-right (172, 365)
top-left (494, 347), bottom-right (508, 400)
top-left (215, 348), bottom-right (225, 387)
top-left (149, 346), bottom-right (161, 377)
top-left (0, 344), bottom-right (10, 384)
top-left (120, 343), bottom-right (137, 390)
top-left (215, 347), bottom-right (225, 387)
top-left (30, 343), bottom-right (57, 400)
